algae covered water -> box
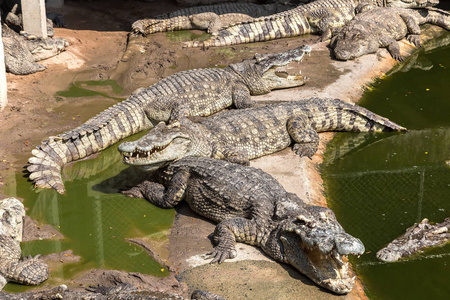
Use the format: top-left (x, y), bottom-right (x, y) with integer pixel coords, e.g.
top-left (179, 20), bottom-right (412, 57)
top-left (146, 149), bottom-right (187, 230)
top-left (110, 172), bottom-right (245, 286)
top-left (3, 131), bottom-right (174, 292)
top-left (322, 35), bottom-right (450, 299)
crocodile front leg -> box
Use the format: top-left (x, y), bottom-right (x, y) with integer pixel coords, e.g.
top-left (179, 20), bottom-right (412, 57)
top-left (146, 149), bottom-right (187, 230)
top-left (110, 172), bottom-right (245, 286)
top-left (122, 168), bottom-right (190, 208)
top-left (287, 115), bottom-right (320, 159)
top-left (208, 217), bottom-right (269, 263)
top-left (232, 85), bottom-right (254, 109)
top-left (383, 37), bottom-right (404, 61)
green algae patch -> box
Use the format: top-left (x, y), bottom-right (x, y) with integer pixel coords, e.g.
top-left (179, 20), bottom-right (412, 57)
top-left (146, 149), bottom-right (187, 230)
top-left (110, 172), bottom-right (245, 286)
top-left (56, 80), bottom-right (125, 101)
top-left (3, 132), bottom-right (174, 292)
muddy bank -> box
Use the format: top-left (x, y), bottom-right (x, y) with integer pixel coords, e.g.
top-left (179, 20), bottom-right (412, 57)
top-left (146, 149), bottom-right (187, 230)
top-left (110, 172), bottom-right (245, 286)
top-left (0, 0), bottom-right (449, 298)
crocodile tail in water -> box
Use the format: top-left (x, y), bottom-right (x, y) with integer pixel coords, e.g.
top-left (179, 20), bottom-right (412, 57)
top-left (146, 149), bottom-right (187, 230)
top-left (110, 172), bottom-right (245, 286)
top-left (313, 98), bottom-right (407, 133)
top-left (27, 97), bottom-right (151, 194)
top-left (185, 9), bottom-right (309, 48)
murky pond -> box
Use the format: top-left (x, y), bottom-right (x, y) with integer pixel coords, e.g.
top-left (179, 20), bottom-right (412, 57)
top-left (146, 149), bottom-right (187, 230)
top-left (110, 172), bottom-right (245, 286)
top-left (3, 83), bottom-right (173, 292)
top-left (322, 35), bottom-right (450, 299)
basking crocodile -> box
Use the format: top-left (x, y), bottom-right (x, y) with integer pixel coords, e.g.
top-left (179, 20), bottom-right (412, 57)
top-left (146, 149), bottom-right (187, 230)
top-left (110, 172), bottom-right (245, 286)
top-left (132, 2), bottom-right (294, 36)
top-left (119, 98), bottom-right (407, 170)
top-left (0, 198), bottom-right (49, 290)
top-left (2, 23), bottom-right (68, 75)
top-left (376, 217), bottom-right (450, 262)
top-left (331, 7), bottom-right (450, 61)
top-left (27, 45), bottom-right (310, 194)
top-left (122, 157), bottom-right (365, 294)
top-left (184, 0), bottom-right (439, 48)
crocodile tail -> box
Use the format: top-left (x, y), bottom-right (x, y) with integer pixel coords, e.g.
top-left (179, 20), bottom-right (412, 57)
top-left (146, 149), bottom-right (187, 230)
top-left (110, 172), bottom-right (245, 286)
top-left (334, 99), bottom-right (407, 132)
top-left (3, 255), bottom-right (49, 286)
top-left (27, 97), bottom-right (152, 194)
top-left (424, 7), bottom-right (450, 30)
top-left (132, 16), bottom-right (192, 35)
top-left (184, 13), bottom-right (310, 48)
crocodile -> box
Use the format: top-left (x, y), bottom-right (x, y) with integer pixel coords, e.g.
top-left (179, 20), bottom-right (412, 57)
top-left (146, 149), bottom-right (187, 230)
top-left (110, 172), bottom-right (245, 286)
top-left (121, 157), bottom-right (365, 294)
top-left (376, 217), bottom-right (450, 262)
top-left (183, 0), bottom-right (439, 48)
top-left (1, 22), bottom-right (68, 75)
top-left (27, 45), bottom-right (310, 194)
top-left (132, 2), bottom-right (294, 36)
top-left (0, 198), bottom-right (49, 290)
top-left (331, 7), bottom-right (450, 61)
top-left (119, 98), bottom-right (407, 171)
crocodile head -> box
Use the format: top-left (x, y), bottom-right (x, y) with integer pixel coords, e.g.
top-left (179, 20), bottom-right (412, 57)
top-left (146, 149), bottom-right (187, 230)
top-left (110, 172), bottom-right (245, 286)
top-left (228, 45), bottom-right (311, 94)
top-left (386, 0), bottom-right (439, 8)
top-left (279, 206), bottom-right (364, 294)
top-left (29, 37), bottom-right (69, 61)
top-left (119, 121), bottom-right (205, 171)
top-left (331, 24), bottom-right (379, 61)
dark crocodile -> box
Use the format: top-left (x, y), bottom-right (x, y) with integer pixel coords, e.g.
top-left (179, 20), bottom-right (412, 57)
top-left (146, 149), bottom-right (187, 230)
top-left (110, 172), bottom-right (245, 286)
top-left (132, 2), bottom-right (294, 36)
top-left (119, 98), bottom-right (407, 170)
top-left (331, 7), bottom-right (450, 61)
top-left (0, 198), bottom-right (49, 290)
top-left (121, 157), bottom-right (365, 294)
top-left (184, 0), bottom-right (439, 48)
top-left (376, 217), bottom-right (450, 262)
top-left (27, 45), bottom-right (310, 194)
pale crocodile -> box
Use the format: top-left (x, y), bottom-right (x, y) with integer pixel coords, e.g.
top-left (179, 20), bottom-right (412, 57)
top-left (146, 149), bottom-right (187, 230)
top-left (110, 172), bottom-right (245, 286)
top-left (184, 0), bottom-right (439, 48)
top-left (119, 98), bottom-right (407, 170)
top-left (376, 217), bottom-right (450, 262)
top-left (27, 45), bottom-right (310, 194)
top-left (331, 7), bottom-right (450, 61)
top-left (0, 198), bottom-right (49, 290)
top-left (132, 2), bottom-right (294, 36)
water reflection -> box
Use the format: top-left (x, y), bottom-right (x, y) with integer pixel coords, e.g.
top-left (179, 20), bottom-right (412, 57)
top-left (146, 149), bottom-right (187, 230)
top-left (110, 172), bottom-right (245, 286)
top-left (323, 37), bottom-right (450, 299)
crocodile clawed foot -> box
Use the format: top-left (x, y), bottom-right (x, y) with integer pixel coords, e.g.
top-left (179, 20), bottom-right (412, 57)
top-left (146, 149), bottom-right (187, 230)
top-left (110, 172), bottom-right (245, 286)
top-left (120, 186), bottom-right (144, 198)
top-left (293, 143), bottom-right (317, 159)
top-left (407, 34), bottom-right (421, 47)
top-left (206, 246), bottom-right (237, 264)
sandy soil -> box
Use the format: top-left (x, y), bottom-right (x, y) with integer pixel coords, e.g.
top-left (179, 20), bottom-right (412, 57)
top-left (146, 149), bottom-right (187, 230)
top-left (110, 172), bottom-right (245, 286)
top-left (0, 0), bottom-right (448, 299)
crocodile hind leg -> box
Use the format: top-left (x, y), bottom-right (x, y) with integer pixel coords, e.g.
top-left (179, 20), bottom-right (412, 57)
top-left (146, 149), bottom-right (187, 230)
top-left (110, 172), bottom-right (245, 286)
top-left (287, 115), bottom-right (320, 159)
top-left (121, 168), bottom-right (190, 208)
top-left (208, 217), bottom-right (267, 264)
top-left (400, 14), bottom-right (422, 46)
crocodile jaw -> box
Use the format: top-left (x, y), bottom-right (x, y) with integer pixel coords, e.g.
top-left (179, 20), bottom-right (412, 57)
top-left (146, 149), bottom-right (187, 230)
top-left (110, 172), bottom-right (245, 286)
top-left (119, 136), bottom-right (191, 170)
top-left (262, 68), bottom-right (306, 90)
top-left (260, 45), bottom-right (311, 89)
top-left (281, 234), bottom-right (360, 294)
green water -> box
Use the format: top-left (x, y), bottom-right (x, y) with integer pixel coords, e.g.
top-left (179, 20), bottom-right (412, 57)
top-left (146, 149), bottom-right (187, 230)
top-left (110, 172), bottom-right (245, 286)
top-left (56, 80), bottom-right (125, 101)
top-left (4, 132), bottom-right (174, 292)
top-left (322, 37), bottom-right (450, 299)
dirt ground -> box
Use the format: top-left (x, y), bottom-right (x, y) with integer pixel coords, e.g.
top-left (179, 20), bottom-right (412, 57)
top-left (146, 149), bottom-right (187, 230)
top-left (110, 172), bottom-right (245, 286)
top-left (0, 0), bottom-right (448, 299)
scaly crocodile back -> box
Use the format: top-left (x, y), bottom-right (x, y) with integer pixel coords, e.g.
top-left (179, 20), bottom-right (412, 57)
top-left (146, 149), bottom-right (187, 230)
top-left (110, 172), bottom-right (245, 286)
top-left (200, 98), bottom-right (406, 159)
top-left (132, 2), bottom-right (291, 34)
top-left (27, 67), bottom-right (239, 194)
top-left (185, 0), bottom-right (362, 47)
